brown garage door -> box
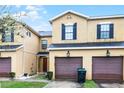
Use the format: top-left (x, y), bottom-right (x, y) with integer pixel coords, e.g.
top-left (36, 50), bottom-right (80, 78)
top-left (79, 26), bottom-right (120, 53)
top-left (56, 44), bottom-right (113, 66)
top-left (55, 57), bottom-right (82, 80)
top-left (92, 57), bottom-right (123, 83)
top-left (0, 57), bottom-right (11, 77)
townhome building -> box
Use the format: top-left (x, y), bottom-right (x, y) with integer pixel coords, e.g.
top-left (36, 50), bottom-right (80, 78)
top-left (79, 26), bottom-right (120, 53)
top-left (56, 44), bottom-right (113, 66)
top-left (1, 10), bottom-right (124, 83)
top-left (48, 10), bottom-right (124, 83)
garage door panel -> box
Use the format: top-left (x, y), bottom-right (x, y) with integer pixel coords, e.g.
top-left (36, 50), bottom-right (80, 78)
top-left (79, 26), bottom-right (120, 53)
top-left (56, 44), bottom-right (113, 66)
top-left (55, 57), bottom-right (82, 80)
top-left (0, 58), bottom-right (11, 77)
top-left (92, 57), bottom-right (123, 83)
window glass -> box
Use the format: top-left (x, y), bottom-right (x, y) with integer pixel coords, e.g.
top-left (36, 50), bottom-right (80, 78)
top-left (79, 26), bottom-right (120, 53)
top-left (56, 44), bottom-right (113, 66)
top-left (41, 40), bottom-right (47, 49)
top-left (65, 25), bottom-right (73, 40)
top-left (5, 30), bottom-right (12, 42)
top-left (100, 24), bottom-right (110, 39)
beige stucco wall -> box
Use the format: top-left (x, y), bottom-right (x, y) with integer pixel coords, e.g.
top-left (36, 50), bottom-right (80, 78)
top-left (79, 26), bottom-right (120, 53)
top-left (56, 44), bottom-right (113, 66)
top-left (0, 51), bottom-right (17, 74)
top-left (19, 27), bottom-right (40, 76)
top-left (49, 49), bottom-right (124, 80)
top-left (52, 13), bottom-right (87, 44)
top-left (0, 48), bottom-right (23, 78)
top-left (88, 18), bottom-right (124, 42)
top-left (52, 13), bottom-right (124, 44)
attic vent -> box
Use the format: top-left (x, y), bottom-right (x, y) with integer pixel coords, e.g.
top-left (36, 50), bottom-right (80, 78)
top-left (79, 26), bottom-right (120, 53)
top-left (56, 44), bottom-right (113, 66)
top-left (67, 15), bottom-right (72, 19)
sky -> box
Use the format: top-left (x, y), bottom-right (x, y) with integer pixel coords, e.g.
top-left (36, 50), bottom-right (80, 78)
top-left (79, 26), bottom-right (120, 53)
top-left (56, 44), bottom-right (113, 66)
top-left (2, 5), bottom-right (124, 32)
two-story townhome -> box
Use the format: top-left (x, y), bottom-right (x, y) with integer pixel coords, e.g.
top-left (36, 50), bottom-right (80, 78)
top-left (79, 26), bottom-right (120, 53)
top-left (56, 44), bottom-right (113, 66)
top-left (48, 10), bottom-right (124, 83)
top-left (0, 22), bottom-right (40, 78)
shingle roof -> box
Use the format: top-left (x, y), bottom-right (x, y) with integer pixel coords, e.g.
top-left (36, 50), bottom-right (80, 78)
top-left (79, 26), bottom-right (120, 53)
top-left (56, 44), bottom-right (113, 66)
top-left (49, 42), bottom-right (124, 50)
top-left (39, 31), bottom-right (52, 37)
top-left (0, 45), bottom-right (23, 51)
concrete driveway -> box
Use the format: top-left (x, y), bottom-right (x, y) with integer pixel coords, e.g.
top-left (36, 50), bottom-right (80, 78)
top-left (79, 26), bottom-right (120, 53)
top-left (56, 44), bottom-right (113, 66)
top-left (99, 83), bottom-right (124, 88)
top-left (44, 81), bottom-right (81, 88)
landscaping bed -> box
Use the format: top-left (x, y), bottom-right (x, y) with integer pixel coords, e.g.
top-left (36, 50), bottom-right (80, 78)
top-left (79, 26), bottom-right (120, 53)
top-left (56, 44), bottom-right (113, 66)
top-left (0, 81), bottom-right (47, 88)
top-left (82, 80), bottom-right (98, 88)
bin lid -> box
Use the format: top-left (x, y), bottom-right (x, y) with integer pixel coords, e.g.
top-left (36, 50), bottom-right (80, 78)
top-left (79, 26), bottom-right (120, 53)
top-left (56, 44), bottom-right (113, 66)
top-left (77, 68), bottom-right (86, 71)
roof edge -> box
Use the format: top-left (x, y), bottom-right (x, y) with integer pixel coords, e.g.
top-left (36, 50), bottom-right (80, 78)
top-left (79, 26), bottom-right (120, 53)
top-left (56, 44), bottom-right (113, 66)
top-left (49, 10), bottom-right (124, 23)
top-left (0, 45), bottom-right (24, 52)
top-left (49, 10), bottom-right (89, 23)
top-left (48, 46), bottom-right (124, 51)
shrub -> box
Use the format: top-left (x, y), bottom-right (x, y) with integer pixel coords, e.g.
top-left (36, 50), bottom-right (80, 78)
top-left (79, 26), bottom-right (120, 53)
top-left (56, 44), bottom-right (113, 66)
top-left (24, 73), bottom-right (28, 77)
top-left (9, 72), bottom-right (16, 79)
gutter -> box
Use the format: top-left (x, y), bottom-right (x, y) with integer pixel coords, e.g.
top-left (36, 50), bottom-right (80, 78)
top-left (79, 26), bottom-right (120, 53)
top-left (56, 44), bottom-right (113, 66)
top-left (0, 45), bottom-right (24, 52)
top-left (48, 46), bottom-right (124, 51)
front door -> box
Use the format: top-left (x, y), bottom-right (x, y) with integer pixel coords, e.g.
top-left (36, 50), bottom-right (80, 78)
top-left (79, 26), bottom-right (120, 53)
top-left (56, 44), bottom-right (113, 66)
top-left (43, 58), bottom-right (47, 72)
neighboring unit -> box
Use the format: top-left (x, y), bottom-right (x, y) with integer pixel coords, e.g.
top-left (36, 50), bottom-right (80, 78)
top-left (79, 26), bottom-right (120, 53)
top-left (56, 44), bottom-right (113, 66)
top-left (0, 22), bottom-right (40, 78)
top-left (48, 10), bottom-right (124, 83)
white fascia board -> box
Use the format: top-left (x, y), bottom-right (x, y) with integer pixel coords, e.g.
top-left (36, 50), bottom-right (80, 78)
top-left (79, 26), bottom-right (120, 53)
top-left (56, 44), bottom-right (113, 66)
top-left (48, 46), bottom-right (124, 51)
top-left (16, 45), bottom-right (24, 50)
top-left (49, 10), bottom-right (124, 23)
top-left (98, 22), bottom-right (113, 24)
top-left (49, 10), bottom-right (89, 23)
top-left (0, 45), bottom-right (24, 52)
top-left (90, 15), bottom-right (124, 19)
top-left (0, 49), bottom-right (16, 52)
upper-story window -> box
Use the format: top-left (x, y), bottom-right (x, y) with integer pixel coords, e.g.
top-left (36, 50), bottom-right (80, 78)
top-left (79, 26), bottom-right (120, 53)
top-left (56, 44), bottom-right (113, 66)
top-left (65, 25), bottom-right (73, 40)
top-left (2, 30), bottom-right (14, 42)
top-left (101, 24), bottom-right (110, 39)
top-left (97, 23), bottom-right (114, 39)
top-left (26, 31), bottom-right (31, 37)
top-left (41, 40), bottom-right (48, 49)
top-left (62, 23), bottom-right (77, 40)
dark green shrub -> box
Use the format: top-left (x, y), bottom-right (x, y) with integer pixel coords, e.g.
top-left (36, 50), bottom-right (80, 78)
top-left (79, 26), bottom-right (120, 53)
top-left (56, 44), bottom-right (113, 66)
top-left (9, 72), bottom-right (16, 79)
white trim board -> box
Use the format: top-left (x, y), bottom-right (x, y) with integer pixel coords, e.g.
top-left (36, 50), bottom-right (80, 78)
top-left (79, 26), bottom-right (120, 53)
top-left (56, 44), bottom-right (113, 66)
top-left (0, 45), bottom-right (24, 52)
top-left (49, 10), bottom-right (124, 23)
top-left (48, 46), bottom-right (124, 51)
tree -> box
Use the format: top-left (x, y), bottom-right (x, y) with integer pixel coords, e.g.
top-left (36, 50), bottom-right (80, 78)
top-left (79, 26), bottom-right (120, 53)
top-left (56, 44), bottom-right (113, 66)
top-left (0, 15), bottom-right (17, 41)
top-left (0, 15), bottom-right (16, 32)
top-left (0, 6), bottom-right (27, 42)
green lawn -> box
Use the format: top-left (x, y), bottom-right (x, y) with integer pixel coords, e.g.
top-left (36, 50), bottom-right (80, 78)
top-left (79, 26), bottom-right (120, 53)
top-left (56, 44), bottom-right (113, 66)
top-left (82, 80), bottom-right (98, 88)
top-left (0, 81), bottom-right (47, 88)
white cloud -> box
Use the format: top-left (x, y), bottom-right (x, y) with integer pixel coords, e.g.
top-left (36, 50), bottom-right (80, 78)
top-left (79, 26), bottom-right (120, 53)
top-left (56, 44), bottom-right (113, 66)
top-left (26, 5), bottom-right (40, 11)
top-left (14, 10), bottom-right (40, 21)
top-left (42, 10), bottom-right (47, 14)
top-left (27, 11), bottom-right (40, 20)
top-left (33, 22), bottom-right (52, 31)
top-left (13, 11), bottom-right (27, 19)
top-left (13, 6), bottom-right (49, 31)
top-left (15, 5), bottom-right (21, 8)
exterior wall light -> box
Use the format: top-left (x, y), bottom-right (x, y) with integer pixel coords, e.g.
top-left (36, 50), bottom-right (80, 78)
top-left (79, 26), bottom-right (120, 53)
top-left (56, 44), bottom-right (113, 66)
top-left (106, 50), bottom-right (110, 57)
top-left (66, 51), bottom-right (70, 57)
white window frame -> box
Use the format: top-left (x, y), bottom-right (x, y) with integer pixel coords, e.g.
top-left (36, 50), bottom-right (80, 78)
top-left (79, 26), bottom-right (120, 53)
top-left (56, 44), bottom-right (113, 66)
top-left (65, 25), bottom-right (73, 40)
top-left (5, 30), bottom-right (12, 42)
top-left (41, 40), bottom-right (48, 49)
top-left (100, 24), bottom-right (110, 39)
